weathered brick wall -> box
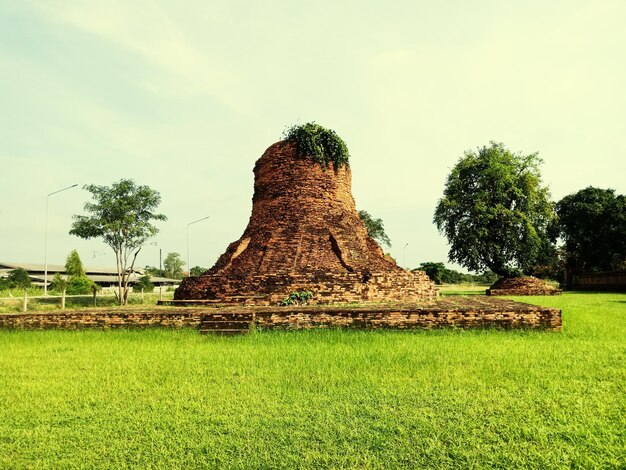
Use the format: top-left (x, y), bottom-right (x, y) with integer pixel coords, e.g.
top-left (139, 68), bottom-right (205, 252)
top-left (0, 298), bottom-right (562, 332)
top-left (177, 271), bottom-right (437, 305)
top-left (175, 140), bottom-right (438, 304)
top-left (204, 298), bottom-right (562, 332)
top-left (570, 271), bottom-right (626, 291)
top-left (487, 276), bottom-right (562, 296)
top-left (0, 309), bottom-right (204, 330)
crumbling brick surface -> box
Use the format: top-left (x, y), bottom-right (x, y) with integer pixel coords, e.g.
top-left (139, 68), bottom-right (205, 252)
top-left (176, 140), bottom-right (437, 303)
top-left (0, 298), bottom-right (562, 332)
top-left (487, 276), bottom-right (562, 296)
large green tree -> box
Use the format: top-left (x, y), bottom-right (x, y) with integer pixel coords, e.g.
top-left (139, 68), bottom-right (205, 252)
top-left (556, 186), bottom-right (626, 272)
top-left (358, 210), bottom-right (391, 247)
top-left (70, 179), bottom-right (167, 305)
top-left (434, 142), bottom-right (555, 278)
top-left (163, 252), bottom-right (185, 279)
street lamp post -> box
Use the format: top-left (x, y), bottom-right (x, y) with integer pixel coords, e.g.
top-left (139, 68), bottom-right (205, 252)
top-left (44, 184), bottom-right (78, 295)
top-left (403, 243), bottom-right (409, 270)
top-left (187, 216), bottom-right (210, 276)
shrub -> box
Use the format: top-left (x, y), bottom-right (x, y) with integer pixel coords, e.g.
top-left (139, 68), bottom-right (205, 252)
top-left (282, 122), bottom-right (350, 169)
top-left (280, 290), bottom-right (314, 306)
top-left (6, 268), bottom-right (32, 289)
top-left (66, 276), bottom-right (97, 295)
top-left (133, 275), bottom-right (154, 292)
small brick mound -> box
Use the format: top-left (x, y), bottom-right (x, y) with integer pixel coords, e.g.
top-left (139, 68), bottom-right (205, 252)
top-left (487, 276), bottom-right (562, 296)
top-left (175, 140), bottom-right (437, 304)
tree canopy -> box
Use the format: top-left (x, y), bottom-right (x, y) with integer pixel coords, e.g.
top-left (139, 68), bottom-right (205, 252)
top-left (433, 142), bottom-right (555, 278)
top-left (6, 268), bottom-right (32, 289)
top-left (358, 210), bottom-right (391, 247)
top-left (556, 186), bottom-right (626, 272)
top-left (70, 179), bottom-right (166, 305)
top-left (65, 249), bottom-right (86, 277)
top-left (163, 252), bottom-right (185, 279)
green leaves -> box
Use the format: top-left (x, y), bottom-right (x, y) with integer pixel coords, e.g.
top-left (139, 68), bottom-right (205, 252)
top-left (282, 122), bottom-right (350, 169)
top-left (69, 179), bottom-right (167, 305)
top-left (358, 210), bottom-right (392, 247)
top-left (434, 142), bottom-right (556, 278)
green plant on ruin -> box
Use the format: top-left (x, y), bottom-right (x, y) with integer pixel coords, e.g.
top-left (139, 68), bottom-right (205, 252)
top-left (282, 122), bottom-right (350, 169)
top-left (280, 290), bottom-right (314, 306)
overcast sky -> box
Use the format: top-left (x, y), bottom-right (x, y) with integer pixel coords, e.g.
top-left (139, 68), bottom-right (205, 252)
top-left (1, 0), bottom-right (625, 273)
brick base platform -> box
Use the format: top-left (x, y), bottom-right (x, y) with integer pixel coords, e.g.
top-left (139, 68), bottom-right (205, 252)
top-left (487, 277), bottom-right (562, 296)
top-left (0, 298), bottom-right (562, 332)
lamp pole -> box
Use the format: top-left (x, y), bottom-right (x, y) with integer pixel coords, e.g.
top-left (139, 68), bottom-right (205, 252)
top-left (403, 243), bottom-right (409, 270)
top-left (187, 216), bottom-right (210, 277)
top-left (44, 184), bottom-right (78, 295)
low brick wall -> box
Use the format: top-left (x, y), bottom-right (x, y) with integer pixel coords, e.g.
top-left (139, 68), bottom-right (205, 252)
top-left (570, 271), bottom-right (626, 291)
top-left (0, 298), bottom-right (562, 332)
top-left (246, 298), bottom-right (561, 331)
top-left (0, 308), bottom-right (205, 330)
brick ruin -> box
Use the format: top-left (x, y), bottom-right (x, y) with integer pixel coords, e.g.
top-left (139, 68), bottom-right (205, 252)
top-left (175, 139), bottom-right (437, 305)
top-left (487, 276), bottom-right (562, 296)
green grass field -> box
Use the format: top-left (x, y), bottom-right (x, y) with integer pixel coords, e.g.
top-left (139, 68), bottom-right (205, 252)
top-left (0, 291), bottom-right (175, 313)
top-left (0, 292), bottom-right (624, 468)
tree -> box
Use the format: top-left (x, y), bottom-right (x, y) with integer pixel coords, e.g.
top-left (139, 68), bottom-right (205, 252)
top-left (6, 268), bottom-right (32, 289)
top-left (133, 275), bottom-right (154, 292)
top-left (358, 210), bottom-right (391, 247)
top-left (163, 252), bottom-right (185, 279)
top-left (556, 187), bottom-right (626, 272)
top-left (70, 179), bottom-right (167, 306)
top-left (189, 266), bottom-right (208, 277)
top-left (50, 273), bottom-right (68, 309)
top-left (417, 262), bottom-right (447, 285)
top-left (65, 249), bottom-right (86, 277)
top-left (144, 265), bottom-right (164, 277)
top-left (434, 141), bottom-right (555, 278)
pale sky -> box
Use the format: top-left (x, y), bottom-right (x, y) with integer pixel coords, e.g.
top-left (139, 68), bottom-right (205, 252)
top-left (1, 0), bottom-right (625, 273)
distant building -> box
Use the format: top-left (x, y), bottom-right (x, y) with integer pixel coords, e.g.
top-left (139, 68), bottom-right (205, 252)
top-left (0, 262), bottom-right (180, 290)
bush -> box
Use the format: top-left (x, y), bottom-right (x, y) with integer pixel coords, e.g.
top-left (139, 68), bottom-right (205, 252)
top-left (66, 277), bottom-right (97, 295)
top-left (280, 290), bottom-right (314, 306)
top-left (133, 275), bottom-right (154, 292)
top-left (283, 122), bottom-right (350, 169)
top-left (49, 273), bottom-right (68, 294)
top-left (6, 268), bottom-right (32, 289)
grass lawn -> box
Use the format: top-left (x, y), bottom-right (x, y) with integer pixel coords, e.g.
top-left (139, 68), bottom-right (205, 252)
top-left (0, 292), bottom-right (624, 468)
top-left (0, 291), bottom-right (175, 314)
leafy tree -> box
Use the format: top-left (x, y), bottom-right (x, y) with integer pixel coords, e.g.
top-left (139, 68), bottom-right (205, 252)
top-left (556, 187), bottom-right (626, 272)
top-left (49, 273), bottom-right (68, 293)
top-left (65, 249), bottom-right (86, 277)
top-left (358, 210), bottom-right (391, 247)
top-left (434, 141), bottom-right (555, 278)
top-left (163, 252), bottom-right (185, 279)
top-left (70, 179), bottom-right (167, 305)
top-left (189, 266), bottom-right (208, 277)
top-left (417, 262), bottom-right (447, 285)
top-left (6, 268), bottom-right (32, 289)
top-left (133, 275), bottom-right (154, 292)
top-left (144, 265), bottom-right (164, 277)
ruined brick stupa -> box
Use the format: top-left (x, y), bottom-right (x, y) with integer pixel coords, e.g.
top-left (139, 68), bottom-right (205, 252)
top-left (175, 124), bottom-right (437, 305)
